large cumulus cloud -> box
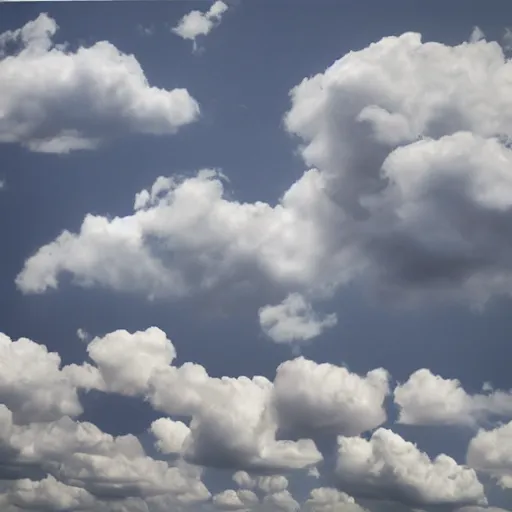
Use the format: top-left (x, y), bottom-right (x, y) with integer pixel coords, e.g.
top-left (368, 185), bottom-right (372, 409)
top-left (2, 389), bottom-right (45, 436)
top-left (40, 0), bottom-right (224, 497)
top-left (15, 31), bottom-right (512, 311)
top-left (0, 13), bottom-right (199, 153)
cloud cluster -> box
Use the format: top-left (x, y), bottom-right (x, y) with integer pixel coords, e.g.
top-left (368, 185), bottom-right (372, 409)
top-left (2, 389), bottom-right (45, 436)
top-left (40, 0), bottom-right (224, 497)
top-left (0, 326), bottom-right (502, 511)
top-left (394, 369), bottom-right (512, 427)
top-left (0, 14), bottom-right (199, 153)
top-left (17, 31), bottom-right (512, 313)
top-left (64, 327), bottom-right (392, 472)
top-left (172, 1), bottom-right (228, 51)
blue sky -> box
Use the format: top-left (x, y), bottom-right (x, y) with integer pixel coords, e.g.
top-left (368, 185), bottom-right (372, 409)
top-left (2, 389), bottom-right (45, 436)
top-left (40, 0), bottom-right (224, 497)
top-left (2, 1), bottom-right (512, 511)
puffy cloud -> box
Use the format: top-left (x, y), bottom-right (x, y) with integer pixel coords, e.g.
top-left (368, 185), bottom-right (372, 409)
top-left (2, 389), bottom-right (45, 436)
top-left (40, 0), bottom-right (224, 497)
top-left (257, 475), bottom-right (288, 495)
top-left (0, 13), bottom-right (199, 153)
top-left (0, 403), bottom-right (211, 505)
top-left (16, 168), bottom-right (335, 299)
top-left (0, 332), bottom-right (83, 424)
top-left (304, 487), bottom-right (368, 512)
top-left (63, 328), bottom-right (395, 472)
top-left (19, 32), bottom-right (512, 310)
top-left (1, 475), bottom-right (96, 511)
top-left (258, 293), bottom-right (337, 345)
top-left (65, 327), bottom-right (323, 473)
top-left (335, 428), bottom-right (486, 507)
top-left (233, 471), bottom-right (256, 489)
top-left (212, 488), bottom-right (259, 511)
top-left (284, 32), bottom-right (512, 307)
top-left (262, 490), bottom-right (299, 512)
top-left (273, 357), bottom-right (389, 436)
top-left (394, 369), bottom-right (512, 426)
top-left (467, 420), bottom-right (512, 489)
top-left (151, 417), bottom-right (191, 457)
top-left (172, 1), bottom-right (228, 51)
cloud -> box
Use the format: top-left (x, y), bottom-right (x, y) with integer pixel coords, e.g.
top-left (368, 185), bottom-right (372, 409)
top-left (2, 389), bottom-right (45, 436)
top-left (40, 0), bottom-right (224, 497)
top-left (213, 489), bottom-right (258, 511)
top-left (467, 420), bottom-right (512, 489)
top-left (0, 13), bottom-right (199, 154)
top-left (172, 1), bottom-right (228, 51)
top-left (62, 328), bottom-right (390, 473)
top-left (262, 490), bottom-right (299, 512)
top-left (258, 293), bottom-right (337, 345)
top-left (0, 332), bottom-right (83, 424)
top-left (304, 487), bottom-right (368, 512)
top-left (335, 428), bottom-right (486, 507)
top-left (394, 369), bottom-right (512, 427)
top-left (0, 474), bottom-right (96, 511)
top-left (64, 327), bottom-right (324, 473)
top-left (0, 403), bottom-right (211, 507)
top-left (273, 357), bottom-right (389, 436)
top-left (17, 31), bottom-right (512, 312)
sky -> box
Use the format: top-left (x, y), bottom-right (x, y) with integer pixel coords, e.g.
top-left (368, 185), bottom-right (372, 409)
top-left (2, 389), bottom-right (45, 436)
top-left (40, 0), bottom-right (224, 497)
top-left (1, 0), bottom-right (512, 511)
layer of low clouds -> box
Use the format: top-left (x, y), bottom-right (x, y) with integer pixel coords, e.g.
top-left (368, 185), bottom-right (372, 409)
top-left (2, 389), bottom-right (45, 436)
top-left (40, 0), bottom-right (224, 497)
top-left (172, 0), bottom-right (228, 52)
top-left (0, 327), bottom-right (494, 511)
top-left (0, 14), bottom-right (199, 154)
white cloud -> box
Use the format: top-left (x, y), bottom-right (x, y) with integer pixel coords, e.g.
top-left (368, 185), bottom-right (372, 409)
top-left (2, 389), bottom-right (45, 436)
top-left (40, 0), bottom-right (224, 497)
top-left (65, 328), bottom-right (393, 470)
top-left (18, 32), bottom-right (512, 311)
top-left (263, 490), bottom-right (299, 512)
top-left (257, 475), bottom-right (288, 495)
top-left (467, 420), bottom-right (512, 489)
top-left (0, 332), bottom-right (83, 424)
top-left (273, 357), bottom-right (389, 436)
top-left (259, 293), bottom-right (337, 345)
top-left (151, 417), bottom-right (191, 456)
top-left (172, 1), bottom-right (228, 51)
top-left (304, 487), bottom-right (368, 512)
top-left (394, 369), bottom-right (512, 426)
top-left (0, 13), bottom-right (199, 153)
top-left (213, 489), bottom-right (258, 510)
top-left (0, 403), bottom-right (211, 506)
top-left (233, 471), bottom-right (256, 489)
top-left (335, 428), bottom-right (486, 507)
top-left (64, 327), bottom-right (323, 473)
top-left (16, 168), bottom-right (335, 299)
top-left (1, 475), bottom-right (96, 511)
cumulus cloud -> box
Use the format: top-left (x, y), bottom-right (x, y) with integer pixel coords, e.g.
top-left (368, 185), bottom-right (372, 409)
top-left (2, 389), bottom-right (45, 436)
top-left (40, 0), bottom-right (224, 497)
top-left (64, 327), bottom-right (324, 473)
top-left (262, 490), bottom-right (299, 512)
top-left (304, 487), bottom-right (368, 512)
top-left (0, 474), bottom-right (96, 511)
top-left (273, 357), bottom-right (389, 436)
top-left (18, 31), bottom-right (512, 311)
top-left (0, 403), bottom-right (211, 507)
top-left (62, 328), bottom-right (390, 473)
top-left (172, 1), bottom-right (228, 52)
top-left (335, 428), bottom-right (486, 507)
top-left (213, 489), bottom-right (258, 511)
top-left (0, 332), bottom-right (83, 424)
top-left (394, 369), bottom-right (512, 426)
top-left (0, 13), bottom-right (199, 153)
top-left (258, 293), bottom-right (337, 345)
top-left (467, 420), bottom-right (512, 489)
